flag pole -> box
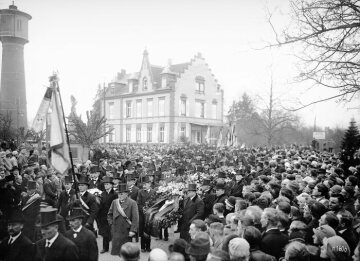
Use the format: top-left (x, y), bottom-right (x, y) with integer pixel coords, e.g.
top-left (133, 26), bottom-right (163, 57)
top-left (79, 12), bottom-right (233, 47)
top-left (49, 73), bottom-right (79, 198)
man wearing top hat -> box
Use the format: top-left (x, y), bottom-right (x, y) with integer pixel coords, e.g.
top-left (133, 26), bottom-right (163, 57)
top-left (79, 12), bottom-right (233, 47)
top-left (137, 175), bottom-right (156, 252)
top-left (229, 169), bottom-right (245, 197)
top-left (97, 176), bottom-right (117, 254)
top-left (64, 206), bottom-right (98, 261)
top-left (22, 180), bottom-right (41, 242)
top-left (213, 180), bottom-right (228, 205)
top-left (179, 183), bottom-right (204, 242)
top-left (88, 166), bottom-right (103, 190)
top-left (76, 176), bottom-right (99, 234)
top-left (35, 208), bottom-right (79, 261)
top-left (201, 178), bottom-right (216, 219)
top-left (107, 183), bottom-right (139, 256)
top-left (0, 208), bottom-right (35, 261)
top-left (127, 172), bottom-right (139, 201)
top-left (57, 175), bottom-right (76, 229)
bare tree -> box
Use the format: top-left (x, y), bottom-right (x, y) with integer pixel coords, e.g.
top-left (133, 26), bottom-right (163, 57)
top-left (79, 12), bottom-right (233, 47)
top-left (0, 112), bottom-right (14, 140)
top-left (268, 0), bottom-right (360, 109)
top-left (254, 77), bottom-right (299, 145)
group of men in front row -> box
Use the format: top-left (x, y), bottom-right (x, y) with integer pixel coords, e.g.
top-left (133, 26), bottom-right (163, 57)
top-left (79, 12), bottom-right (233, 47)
top-left (0, 170), bottom-right (163, 261)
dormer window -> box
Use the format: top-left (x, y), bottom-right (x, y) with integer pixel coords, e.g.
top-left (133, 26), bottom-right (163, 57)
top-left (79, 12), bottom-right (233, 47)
top-left (143, 77), bottom-right (148, 91)
top-left (195, 76), bottom-right (205, 94)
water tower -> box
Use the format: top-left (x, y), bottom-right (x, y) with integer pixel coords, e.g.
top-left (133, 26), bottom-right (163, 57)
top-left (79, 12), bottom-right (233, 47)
top-left (0, 3), bottom-right (31, 129)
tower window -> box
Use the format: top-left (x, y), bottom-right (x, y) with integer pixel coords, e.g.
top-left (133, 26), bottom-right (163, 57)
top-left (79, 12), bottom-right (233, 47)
top-left (16, 19), bottom-right (22, 31)
top-left (143, 77), bottom-right (148, 91)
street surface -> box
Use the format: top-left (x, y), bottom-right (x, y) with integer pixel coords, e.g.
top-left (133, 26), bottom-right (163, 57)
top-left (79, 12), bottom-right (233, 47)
top-left (98, 226), bottom-right (177, 261)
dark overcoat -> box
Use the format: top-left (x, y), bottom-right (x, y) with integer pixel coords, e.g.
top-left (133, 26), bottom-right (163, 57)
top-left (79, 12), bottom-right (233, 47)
top-left (179, 194), bottom-right (204, 242)
top-left (213, 193), bottom-right (228, 205)
top-left (57, 189), bottom-right (76, 218)
top-left (128, 185), bottom-right (139, 201)
top-left (80, 191), bottom-right (99, 226)
top-left (107, 197), bottom-right (139, 256)
top-left (35, 233), bottom-right (79, 261)
top-left (202, 189), bottom-right (216, 218)
top-left (261, 228), bottom-right (289, 260)
top-left (137, 188), bottom-right (156, 236)
top-left (22, 193), bottom-right (41, 242)
top-left (97, 189), bottom-right (117, 237)
top-left (0, 233), bottom-right (35, 261)
top-left (64, 226), bottom-right (98, 261)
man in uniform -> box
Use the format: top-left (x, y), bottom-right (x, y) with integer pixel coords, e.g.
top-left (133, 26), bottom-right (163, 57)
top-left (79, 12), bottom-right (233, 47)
top-left (107, 183), bottom-right (139, 256)
top-left (179, 183), bottom-right (204, 242)
top-left (77, 176), bottom-right (99, 234)
top-left (137, 175), bottom-right (156, 252)
top-left (97, 176), bottom-right (117, 254)
top-left (35, 208), bottom-right (79, 261)
top-left (64, 206), bottom-right (98, 261)
top-left (0, 209), bottom-right (35, 261)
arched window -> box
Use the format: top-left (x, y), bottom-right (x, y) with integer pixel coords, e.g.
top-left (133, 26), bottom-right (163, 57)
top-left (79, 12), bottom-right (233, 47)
top-left (143, 77), bottom-right (148, 90)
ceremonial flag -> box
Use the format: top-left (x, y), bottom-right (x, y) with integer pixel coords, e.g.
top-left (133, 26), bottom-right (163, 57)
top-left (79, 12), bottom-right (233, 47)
top-left (31, 87), bottom-right (53, 132)
top-left (50, 85), bottom-right (70, 175)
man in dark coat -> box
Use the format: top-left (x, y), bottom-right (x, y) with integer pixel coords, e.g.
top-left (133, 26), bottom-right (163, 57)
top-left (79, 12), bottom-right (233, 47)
top-left (336, 210), bottom-right (358, 254)
top-left (0, 209), bottom-right (35, 261)
top-left (201, 179), bottom-right (216, 219)
top-left (64, 207), bottom-right (98, 261)
top-left (127, 174), bottom-right (139, 201)
top-left (22, 181), bottom-right (41, 242)
top-left (260, 208), bottom-right (289, 260)
top-left (229, 170), bottom-right (245, 197)
top-left (35, 208), bottom-right (79, 261)
top-left (97, 176), bottom-right (117, 254)
top-left (88, 166), bottom-right (104, 191)
top-left (108, 183), bottom-right (139, 256)
top-left (179, 183), bottom-right (205, 242)
top-left (43, 174), bottom-right (58, 207)
top-left (137, 175), bottom-right (156, 252)
top-left (213, 181), bottom-right (228, 205)
top-left (77, 176), bottom-right (99, 234)
top-left (56, 176), bottom-right (76, 229)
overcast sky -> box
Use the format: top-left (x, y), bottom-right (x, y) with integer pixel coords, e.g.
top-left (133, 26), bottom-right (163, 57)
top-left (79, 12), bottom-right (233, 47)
top-left (1, 0), bottom-right (359, 129)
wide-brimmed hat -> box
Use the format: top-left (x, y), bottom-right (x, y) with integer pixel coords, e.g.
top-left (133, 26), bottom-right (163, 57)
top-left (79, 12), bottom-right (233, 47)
top-left (64, 175), bottom-right (73, 184)
top-left (78, 176), bottom-right (89, 185)
top-left (27, 180), bottom-right (37, 190)
top-left (187, 183), bottom-right (197, 191)
top-left (202, 179), bottom-right (211, 186)
top-left (8, 209), bottom-right (25, 223)
top-left (40, 209), bottom-right (61, 227)
top-left (66, 207), bottom-right (85, 220)
top-left (186, 232), bottom-right (210, 256)
top-left (89, 165), bottom-right (99, 173)
top-left (215, 181), bottom-right (225, 190)
top-left (218, 172), bottom-right (226, 179)
top-left (118, 183), bottom-right (129, 193)
top-left (102, 176), bottom-right (113, 184)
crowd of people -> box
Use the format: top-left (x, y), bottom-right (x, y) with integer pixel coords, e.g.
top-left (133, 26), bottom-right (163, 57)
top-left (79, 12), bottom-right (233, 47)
top-left (1, 141), bottom-right (360, 261)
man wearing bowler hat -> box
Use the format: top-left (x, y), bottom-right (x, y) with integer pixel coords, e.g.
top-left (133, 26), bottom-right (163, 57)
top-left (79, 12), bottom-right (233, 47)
top-left (97, 176), bottom-right (117, 254)
top-left (64, 206), bottom-right (98, 261)
top-left (179, 183), bottom-right (204, 242)
top-left (127, 172), bottom-right (139, 201)
top-left (107, 183), bottom-right (139, 256)
top-left (0, 208), bottom-right (35, 261)
top-left (76, 176), bottom-right (99, 234)
top-left (137, 175), bottom-right (156, 252)
top-left (22, 180), bottom-right (41, 242)
top-left (35, 208), bottom-right (79, 261)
